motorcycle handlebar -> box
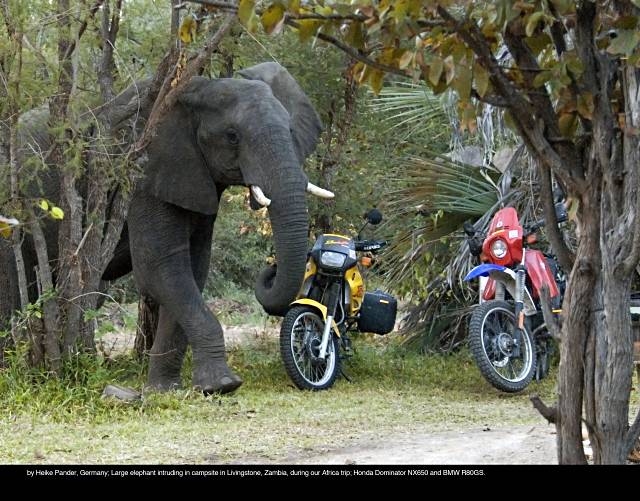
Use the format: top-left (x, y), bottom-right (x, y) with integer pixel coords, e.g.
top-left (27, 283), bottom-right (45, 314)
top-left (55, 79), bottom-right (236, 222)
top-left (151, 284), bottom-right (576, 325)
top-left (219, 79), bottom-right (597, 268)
top-left (355, 239), bottom-right (388, 252)
top-left (526, 218), bottom-right (546, 233)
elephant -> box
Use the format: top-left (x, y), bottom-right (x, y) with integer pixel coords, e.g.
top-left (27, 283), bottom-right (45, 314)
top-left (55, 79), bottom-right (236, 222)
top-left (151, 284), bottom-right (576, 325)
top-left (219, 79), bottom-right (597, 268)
top-left (0, 62), bottom-right (331, 394)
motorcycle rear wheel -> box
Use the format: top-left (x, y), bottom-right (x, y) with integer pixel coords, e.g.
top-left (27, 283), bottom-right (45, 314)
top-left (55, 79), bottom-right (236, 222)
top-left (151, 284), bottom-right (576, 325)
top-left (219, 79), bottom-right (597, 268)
top-left (280, 306), bottom-right (341, 391)
top-left (468, 300), bottom-right (537, 393)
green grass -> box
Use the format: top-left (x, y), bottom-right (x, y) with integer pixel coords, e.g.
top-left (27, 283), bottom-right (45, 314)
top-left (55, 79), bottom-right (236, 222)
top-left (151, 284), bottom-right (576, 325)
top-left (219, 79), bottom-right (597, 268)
top-left (206, 282), bottom-right (274, 327)
top-left (0, 336), bottom-right (566, 464)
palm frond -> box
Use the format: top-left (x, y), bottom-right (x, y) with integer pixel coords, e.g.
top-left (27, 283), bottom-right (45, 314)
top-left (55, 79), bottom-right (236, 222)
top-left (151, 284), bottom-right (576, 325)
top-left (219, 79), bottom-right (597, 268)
top-left (369, 82), bottom-right (447, 139)
top-left (382, 153), bottom-right (503, 287)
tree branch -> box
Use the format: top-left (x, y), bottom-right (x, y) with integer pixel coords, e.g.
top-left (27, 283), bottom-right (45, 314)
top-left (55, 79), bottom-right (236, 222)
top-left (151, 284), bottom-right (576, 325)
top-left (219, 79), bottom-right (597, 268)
top-left (471, 89), bottom-right (508, 107)
top-left (627, 406), bottom-right (640, 458)
top-left (531, 394), bottom-right (558, 424)
top-left (131, 13), bottom-right (236, 156)
top-left (539, 286), bottom-right (563, 342)
top-left (64, 0), bottom-right (106, 61)
top-left (97, 0), bottom-right (121, 106)
top-left (538, 162), bottom-right (575, 271)
top-left (503, 19), bottom-right (561, 139)
top-left (179, 0), bottom-right (433, 78)
top-left (177, 0), bottom-right (236, 10)
top-left (622, 65), bottom-right (640, 273)
top-left (285, 19), bottom-right (409, 77)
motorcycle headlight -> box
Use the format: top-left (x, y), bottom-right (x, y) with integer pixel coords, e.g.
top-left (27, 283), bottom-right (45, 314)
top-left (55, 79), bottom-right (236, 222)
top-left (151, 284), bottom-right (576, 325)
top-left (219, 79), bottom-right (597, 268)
top-left (491, 239), bottom-right (508, 259)
top-left (320, 251), bottom-right (346, 268)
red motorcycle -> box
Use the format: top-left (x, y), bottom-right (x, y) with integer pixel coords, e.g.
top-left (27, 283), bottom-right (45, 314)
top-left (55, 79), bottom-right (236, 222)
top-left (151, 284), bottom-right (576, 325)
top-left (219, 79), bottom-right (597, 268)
top-left (463, 205), bottom-right (567, 392)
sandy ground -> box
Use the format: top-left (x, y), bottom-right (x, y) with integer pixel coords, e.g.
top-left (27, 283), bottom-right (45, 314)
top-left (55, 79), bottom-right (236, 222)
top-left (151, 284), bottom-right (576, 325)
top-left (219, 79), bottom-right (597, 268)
top-left (280, 426), bottom-right (558, 465)
top-left (97, 317), bottom-right (637, 465)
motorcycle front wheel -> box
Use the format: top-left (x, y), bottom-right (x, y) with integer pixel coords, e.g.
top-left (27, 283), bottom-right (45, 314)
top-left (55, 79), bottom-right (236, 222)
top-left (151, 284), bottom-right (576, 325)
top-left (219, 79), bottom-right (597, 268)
top-left (280, 306), bottom-right (341, 391)
top-left (468, 300), bottom-right (537, 393)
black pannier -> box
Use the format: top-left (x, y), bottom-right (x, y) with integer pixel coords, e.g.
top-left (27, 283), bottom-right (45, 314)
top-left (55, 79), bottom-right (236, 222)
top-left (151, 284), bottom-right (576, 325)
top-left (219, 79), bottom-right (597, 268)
top-left (357, 289), bottom-right (397, 335)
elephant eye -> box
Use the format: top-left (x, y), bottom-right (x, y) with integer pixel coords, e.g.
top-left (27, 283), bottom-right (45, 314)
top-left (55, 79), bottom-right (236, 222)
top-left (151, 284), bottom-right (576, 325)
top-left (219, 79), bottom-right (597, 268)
top-left (225, 129), bottom-right (240, 145)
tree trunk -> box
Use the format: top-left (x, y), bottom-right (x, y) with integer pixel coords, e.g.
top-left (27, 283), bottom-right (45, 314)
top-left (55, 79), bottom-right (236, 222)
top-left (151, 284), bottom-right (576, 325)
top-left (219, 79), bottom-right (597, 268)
top-left (315, 62), bottom-right (357, 234)
top-left (135, 295), bottom-right (158, 361)
top-left (556, 181), bottom-right (601, 464)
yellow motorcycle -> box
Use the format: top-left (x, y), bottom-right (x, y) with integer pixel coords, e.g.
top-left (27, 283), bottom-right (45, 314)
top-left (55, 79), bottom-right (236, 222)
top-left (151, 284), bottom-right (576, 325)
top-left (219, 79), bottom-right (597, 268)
top-left (280, 209), bottom-right (397, 390)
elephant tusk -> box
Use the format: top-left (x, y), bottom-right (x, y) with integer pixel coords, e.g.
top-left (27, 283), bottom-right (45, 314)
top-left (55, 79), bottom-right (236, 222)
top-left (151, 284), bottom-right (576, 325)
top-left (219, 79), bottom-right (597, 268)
top-left (306, 182), bottom-right (334, 199)
top-left (250, 186), bottom-right (271, 207)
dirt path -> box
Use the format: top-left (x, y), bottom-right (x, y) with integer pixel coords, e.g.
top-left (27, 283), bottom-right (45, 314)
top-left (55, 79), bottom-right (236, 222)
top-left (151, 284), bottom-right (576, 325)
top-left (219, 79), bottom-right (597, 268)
top-left (276, 425), bottom-right (557, 465)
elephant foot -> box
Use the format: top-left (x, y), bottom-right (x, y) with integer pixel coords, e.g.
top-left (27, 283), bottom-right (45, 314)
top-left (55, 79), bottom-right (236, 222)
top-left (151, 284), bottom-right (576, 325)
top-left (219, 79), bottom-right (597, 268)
top-left (145, 376), bottom-right (182, 393)
top-left (192, 358), bottom-right (243, 395)
top-left (147, 363), bottom-right (183, 392)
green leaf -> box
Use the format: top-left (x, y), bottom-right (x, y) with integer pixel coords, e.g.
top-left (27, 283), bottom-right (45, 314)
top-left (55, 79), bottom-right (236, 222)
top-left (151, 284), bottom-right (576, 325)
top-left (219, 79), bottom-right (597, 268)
top-left (297, 19), bottom-right (320, 42)
top-left (443, 56), bottom-right (455, 85)
top-left (452, 63), bottom-right (472, 100)
top-left (398, 50), bottom-right (414, 70)
top-left (369, 70), bottom-right (384, 95)
top-left (565, 55), bottom-right (584, 76)
top-left (495, 0), bottom-right (518, 28)
top-left (502, 110), bottom-right (518, 134)
top-left (526, 12), bottom-right (545, 37)
top-left (0, 215), bottom-right (19, 236)
top-left (474, 62), bottom-right (489, 97)
top-left (525, 34), bottom-right (552, 55)
top-left (391, 0), bottom-right (409, 22)
top-left (261, 3), bottom-right (286, 35)
top-left (179, 15), bottom-right (197, 44)
top-left (50, 207), bottom-right (64, 220)
top-left (287, 0), bottom-right (300, 14)
top-left (577, 92), bottom-right (594, 120)
top-left (550, 0), bottom-right (572, 14)
top-left (0, 222), bottom-right (12, 239)
top-left (558, 112), bottom-right (578, 138)
top-left (345, 22), bottom-right (365, 50)
top-left (239, 0), bottom-right (256, 26)
top-left (532, 70), bottom-right (551, 88)
top-left (428, 57), bottom-right (444, 87)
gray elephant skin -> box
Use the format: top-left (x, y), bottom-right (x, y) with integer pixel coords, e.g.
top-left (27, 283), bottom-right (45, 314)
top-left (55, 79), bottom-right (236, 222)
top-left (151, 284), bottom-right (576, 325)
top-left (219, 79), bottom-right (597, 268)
top-left (0, 63), bottom-right (323, 394)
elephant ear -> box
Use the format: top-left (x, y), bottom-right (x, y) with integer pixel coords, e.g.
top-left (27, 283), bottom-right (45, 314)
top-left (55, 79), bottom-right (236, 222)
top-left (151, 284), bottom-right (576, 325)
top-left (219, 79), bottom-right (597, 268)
top-left (141, 77), bottom-right (219, 215)
top-left (238, 62), bottom-right (322, 164)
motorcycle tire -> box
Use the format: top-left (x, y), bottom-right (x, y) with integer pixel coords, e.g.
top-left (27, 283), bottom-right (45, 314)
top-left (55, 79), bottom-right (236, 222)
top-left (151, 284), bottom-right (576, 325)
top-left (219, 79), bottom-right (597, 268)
top-left (468, 300), bottom-right (537, 393)
top-left (280, 305), bottom-right (341, 391)
top-left (535, 336), bottom-right (554, 381)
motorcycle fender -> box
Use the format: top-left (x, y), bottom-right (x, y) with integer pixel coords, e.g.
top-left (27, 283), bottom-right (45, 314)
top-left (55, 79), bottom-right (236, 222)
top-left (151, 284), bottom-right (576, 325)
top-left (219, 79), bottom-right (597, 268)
top-left (290, 299), bottom-right (341, 337)
top-left (464, 263), bottom-right (507, 281)
top-left (487, 269), bottom-right (537, 316)
top-left (525, 249), bottom-right (560, 299)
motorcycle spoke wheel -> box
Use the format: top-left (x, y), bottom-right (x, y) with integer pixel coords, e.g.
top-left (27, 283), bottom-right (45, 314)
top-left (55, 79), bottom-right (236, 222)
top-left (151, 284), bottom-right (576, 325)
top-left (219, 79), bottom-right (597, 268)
top-left (468, 300), bottom-right (537, 393)
top-left (280, 306), bottom-right (341, 391)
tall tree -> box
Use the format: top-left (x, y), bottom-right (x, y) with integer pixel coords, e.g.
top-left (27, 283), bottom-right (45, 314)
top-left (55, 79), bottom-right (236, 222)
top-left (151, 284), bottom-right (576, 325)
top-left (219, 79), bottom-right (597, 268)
top-left (188, 0), bottom-right (640, 464)
top-left (0, 1), bottom-right (234, 368)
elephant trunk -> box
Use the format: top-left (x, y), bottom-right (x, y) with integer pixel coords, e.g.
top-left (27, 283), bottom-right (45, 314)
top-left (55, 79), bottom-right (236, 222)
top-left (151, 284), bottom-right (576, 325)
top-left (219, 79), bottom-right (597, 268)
top-left (254, 177), bottom-right (309, 317)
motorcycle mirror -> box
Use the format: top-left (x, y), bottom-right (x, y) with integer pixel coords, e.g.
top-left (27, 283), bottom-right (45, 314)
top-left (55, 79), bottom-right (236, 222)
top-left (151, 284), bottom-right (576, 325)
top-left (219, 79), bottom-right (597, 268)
top-left (365, 208), bottom-right (383, 225)
top-left (554, 202), bottom-right (568, 224)
top-left (463, 221), bottom-right (476, 236)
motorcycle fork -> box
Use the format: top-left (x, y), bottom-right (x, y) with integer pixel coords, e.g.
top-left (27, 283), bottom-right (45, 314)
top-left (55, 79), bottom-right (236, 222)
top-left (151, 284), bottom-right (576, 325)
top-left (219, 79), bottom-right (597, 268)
top-left (512, 250), bottom-right (527, 358)
top-left (318, 281), bottom-right (341, 360)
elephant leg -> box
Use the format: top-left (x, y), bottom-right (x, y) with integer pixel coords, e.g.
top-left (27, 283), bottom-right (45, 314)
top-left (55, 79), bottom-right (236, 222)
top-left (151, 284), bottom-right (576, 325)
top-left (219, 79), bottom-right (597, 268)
top-left (129, 193), bottom-right (242, 394)
top-left (102, 224), bottom-right (132, 281)
top-left (147, 225), bottom-right (214, 391)
top-left (187, 211), bottom-right (243, 392)
top-left (147, 307), bottom-right (187, 391)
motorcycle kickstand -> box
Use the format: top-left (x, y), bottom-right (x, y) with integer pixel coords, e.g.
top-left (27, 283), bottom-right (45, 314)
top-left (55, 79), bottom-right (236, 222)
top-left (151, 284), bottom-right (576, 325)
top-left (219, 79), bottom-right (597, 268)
top-left (340, 367), bottom-right (353, 383)
top-left (340, 335), bottom-right (354, 382)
